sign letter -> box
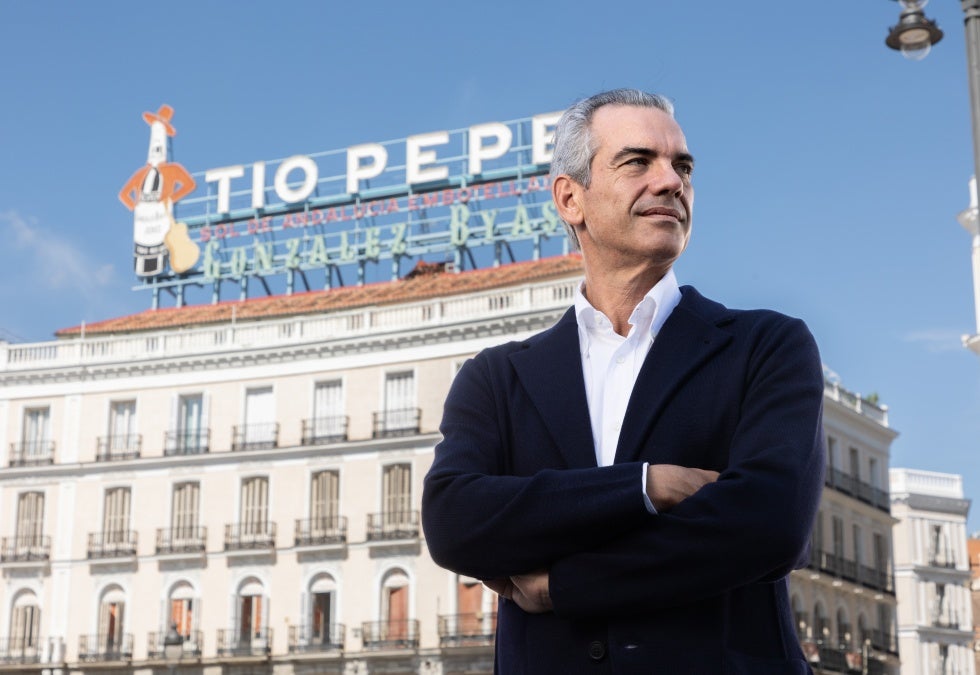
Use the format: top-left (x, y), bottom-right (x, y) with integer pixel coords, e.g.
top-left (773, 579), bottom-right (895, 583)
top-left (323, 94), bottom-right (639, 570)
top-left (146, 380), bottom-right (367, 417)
top-left (407, 131), bottom-right (449, 185)
top-left (205, 165), bottom-right (245, 214)
top-left (532, 112), bottom-right (562, 165)
top-left (346, 143), bottom-right (387, 194)
top-left (274, 155), bottom-right (318, 204)
top-left (468, 123), bottom-right (513, 175)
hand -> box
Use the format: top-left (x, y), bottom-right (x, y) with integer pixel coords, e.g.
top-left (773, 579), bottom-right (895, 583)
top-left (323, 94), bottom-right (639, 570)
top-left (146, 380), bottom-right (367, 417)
top-left (647, 464), bottom-right (719, 511)
top-left (484, 570), bottom-right (553, 613)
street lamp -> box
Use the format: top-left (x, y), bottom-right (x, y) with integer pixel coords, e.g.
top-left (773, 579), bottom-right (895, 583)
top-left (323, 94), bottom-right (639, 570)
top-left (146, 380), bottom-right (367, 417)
top-left (885, 0), bottom-right (980, 351)
top-left (162, 623), bottom-right (183, 671)
top-left (885, 0), bottom-right (944, 60)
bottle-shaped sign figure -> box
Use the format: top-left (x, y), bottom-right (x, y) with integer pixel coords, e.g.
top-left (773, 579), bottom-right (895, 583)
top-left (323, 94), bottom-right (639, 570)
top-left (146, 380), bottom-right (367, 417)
top-left (119, 105), bottom-right (199, 276)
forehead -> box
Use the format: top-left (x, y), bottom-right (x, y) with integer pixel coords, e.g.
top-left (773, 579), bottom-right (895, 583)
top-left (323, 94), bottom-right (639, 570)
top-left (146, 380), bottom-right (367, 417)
top-left (590, 104), bottom-right (687, 156)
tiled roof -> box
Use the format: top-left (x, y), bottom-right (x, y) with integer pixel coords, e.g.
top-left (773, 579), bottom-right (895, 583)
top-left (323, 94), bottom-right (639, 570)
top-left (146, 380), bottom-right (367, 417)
top-left (56, 254), bottom-right (584, 337)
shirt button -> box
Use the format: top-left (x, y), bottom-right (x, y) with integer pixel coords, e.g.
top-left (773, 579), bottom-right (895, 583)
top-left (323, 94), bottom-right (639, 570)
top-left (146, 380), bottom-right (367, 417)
top-left (616, 356), bottom-right (625, 364)
top-left (588, 640), bottom-right (606, 661)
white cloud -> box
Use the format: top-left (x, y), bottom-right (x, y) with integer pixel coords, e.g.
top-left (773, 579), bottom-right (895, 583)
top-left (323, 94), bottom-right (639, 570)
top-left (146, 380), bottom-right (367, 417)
top-left (902, 329), bottom-right (967, 354)
top-left (0, 210), bottom-right (115, 298)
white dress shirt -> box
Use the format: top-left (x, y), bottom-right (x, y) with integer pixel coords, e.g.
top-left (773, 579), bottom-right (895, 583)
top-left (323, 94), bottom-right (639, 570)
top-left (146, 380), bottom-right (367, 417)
top-left (574, 269), bottom-right (682, 509)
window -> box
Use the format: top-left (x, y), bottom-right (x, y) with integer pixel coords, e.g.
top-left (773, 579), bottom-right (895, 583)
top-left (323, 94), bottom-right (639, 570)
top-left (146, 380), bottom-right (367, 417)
top-left (852, 524), bottom-right (863, 566)
top-left (103, 488), bottom-right (131, 544)
top-left (836, 608), bottom-right (850, 647)
top-left (383, 570), bottom-right (410, 639)
top-left (383, 463), bottom-right (412, 522)
top-left (176, 394), bottom-right (205, 453)
top-left (812, 510), bottom-right (824, 553)
top-left (848, 447), bottom-right (860, 479)
top-left (168, 582), bottom-right (196, 639)
top-left (309, 574), bottom-right (336, 644)
top-left (236, 579), bottom-right (265, 644)
top-left (15, 492), bottom-right (44, 548)
top-left (242, 386), bottom-right (276, 448)
top-left (9, 593), bottom-right (40, 655)
top-left (20, 407), bottom-right (51, 462)
top-left (98, 593), bottom-right (126, 655)
top-left (241, 477), bottom-right (269, 535)
top-left (831, 516), bottom-right (844, 559)
top-left (172, 482), bottom-right (200, 539)
top-left (382, 370), bottom-right (417, 434)
top-left (107, 400), bottom-right (137, 454)
top-left (868, 457), bottom-right (879, 488)
top-left (873, 532), bottom-right (888, 573)
top-left (826, 437), bottom-right (837, 473)
top-left (311, 470), bottom-right (339, 528)
top-left (311, 380), bottom-right (345, 441)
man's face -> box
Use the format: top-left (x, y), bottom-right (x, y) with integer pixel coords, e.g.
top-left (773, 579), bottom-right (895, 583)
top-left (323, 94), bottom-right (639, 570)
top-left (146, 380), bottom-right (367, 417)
top-left (561, 104), bottom-right (694, 270)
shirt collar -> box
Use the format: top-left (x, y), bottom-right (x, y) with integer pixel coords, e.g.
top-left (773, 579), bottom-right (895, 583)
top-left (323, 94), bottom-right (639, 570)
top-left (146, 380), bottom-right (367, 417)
top-left (574, 268), bottom-right (682, 346)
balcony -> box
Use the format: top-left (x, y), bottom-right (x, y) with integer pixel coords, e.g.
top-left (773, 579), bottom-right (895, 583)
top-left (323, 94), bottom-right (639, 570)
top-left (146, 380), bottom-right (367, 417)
top-left (224, 522), bottom-right (276, 551)
top-left (294, 517), bottom-right (347, 547)
top-left (868, 630), bottom-right (897, 655)
top-left (146, 630), bottom-right (202, 659)
top-left (0, 535), bottom-right (51, 563)
top-left (438, 612), bottom-right (497, 647)
top-left (301, 416), bottom-right (349, 445)
top-left (807, 552), bottom-right (894, 594)
top-left (824, 468), bottom-right (889, 512)
top-left (164, 429), bottom-right (210, 456)
top-left (360, 620), bottom-right (419, 650)
top-left (155, 526), bottom-right (207, 555)
top-left (926, 555), bottom-right (958, 569)
top-left (931, 614), bottom-right (962, 630)
top-left (287, 623), bottom-right (345, 654)
top-left (216, 628), bottom-right (272, 658)
top-left (0, 637), bottom-right (42, 665)
top-left (95, 434), bottom-right (141, 462)
top-left (8, 441), bottom-right (54, 467)
top-left (77, 633), bottom-right (133, 662)
top-left (86, 531), bottom-right (138, 559)
top-left (800, 641), bottom-right (887, 674)
top-left (231, 423), bottom-right (279, 452)
top-left (372, 408), bottom-right (420, 438)
top-left (366, 511), bottom-right (419, 542)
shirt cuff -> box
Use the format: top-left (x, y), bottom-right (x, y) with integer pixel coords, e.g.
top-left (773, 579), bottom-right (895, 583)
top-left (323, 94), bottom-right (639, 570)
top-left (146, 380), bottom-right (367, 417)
top-left (641, 461), bottom-right (658, 514)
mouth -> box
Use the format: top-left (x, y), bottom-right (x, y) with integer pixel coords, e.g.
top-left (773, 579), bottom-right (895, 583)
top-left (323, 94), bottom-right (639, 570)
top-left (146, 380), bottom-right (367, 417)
top-left (638, 206), bottom-right (684, 222)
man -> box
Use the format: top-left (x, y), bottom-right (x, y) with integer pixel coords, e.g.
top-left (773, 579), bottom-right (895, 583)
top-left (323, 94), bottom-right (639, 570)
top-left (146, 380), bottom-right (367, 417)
top-left (422, 89), bottom-right (824, 674)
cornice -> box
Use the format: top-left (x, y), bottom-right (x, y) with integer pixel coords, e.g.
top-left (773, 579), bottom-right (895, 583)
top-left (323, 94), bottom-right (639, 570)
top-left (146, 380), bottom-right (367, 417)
top-left (0, 309), bottom-right (565, 388)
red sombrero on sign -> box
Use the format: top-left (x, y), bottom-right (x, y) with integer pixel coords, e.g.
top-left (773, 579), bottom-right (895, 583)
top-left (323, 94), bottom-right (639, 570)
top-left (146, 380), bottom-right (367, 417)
top-left (142, 104), bottom-right (176, 136)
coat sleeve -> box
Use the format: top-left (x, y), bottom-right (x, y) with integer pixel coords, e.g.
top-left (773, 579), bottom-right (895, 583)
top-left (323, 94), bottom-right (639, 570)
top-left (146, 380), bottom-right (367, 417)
top-left (547, 316), bottom-right (825, 616)
top-left (422, 349), bottom-right (654, 580)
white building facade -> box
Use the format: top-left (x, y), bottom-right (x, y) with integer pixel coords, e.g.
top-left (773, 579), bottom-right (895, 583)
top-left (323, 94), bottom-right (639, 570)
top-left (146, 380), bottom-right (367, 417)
top-left (890, 469), bottom-right (975, 675)
top-left (0, 254), bottom-right (902, 674)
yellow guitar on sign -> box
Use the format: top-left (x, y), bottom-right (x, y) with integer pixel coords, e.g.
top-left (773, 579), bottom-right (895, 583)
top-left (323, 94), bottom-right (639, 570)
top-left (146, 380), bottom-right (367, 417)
top-left (164, 219), bottom-right (200, 274)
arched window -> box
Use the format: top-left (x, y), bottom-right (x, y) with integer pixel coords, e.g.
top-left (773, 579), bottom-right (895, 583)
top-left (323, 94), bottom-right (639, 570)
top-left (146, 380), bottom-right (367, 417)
top-left (234, 577), bottom-right (268, 651)
top-left (813, 601), bottom-right (829, 643)
top-left (380, 569), bottom-right (411, 645)
top-left (791, 594), bottom-right (807, 640)
top-left (307, 573), bottom-right (338, 646)
top-left (836, 607), bottom-right (850, 647)
top-left (97, 586), bottom-right (128, 658)
top-left (168, 581), bottom-right (197, 638)
top-left (9, 591), bottom-right (40, 658)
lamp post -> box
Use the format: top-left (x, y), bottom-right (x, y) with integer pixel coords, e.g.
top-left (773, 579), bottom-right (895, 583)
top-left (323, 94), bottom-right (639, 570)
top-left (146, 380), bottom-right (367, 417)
top-left (885, 0), bottom-right (980, 352)
top-left (162, 622), bottom-right (183, 673)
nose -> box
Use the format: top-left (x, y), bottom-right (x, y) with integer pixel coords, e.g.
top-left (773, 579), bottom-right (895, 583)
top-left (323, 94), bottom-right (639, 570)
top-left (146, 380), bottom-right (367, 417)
top-left (649, 161), bottom-right (685, 197)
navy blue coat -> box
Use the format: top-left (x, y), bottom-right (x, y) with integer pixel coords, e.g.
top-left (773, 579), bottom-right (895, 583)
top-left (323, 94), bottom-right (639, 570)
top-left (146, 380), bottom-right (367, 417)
top-left (422, 286), bottom-right (825, 674)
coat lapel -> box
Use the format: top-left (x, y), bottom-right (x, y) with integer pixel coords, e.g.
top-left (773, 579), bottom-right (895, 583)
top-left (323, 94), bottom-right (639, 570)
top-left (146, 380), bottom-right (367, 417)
top-left (614, 287), bottom-right (733, 464)
top-left (509, 308), bottom-right (597, 469)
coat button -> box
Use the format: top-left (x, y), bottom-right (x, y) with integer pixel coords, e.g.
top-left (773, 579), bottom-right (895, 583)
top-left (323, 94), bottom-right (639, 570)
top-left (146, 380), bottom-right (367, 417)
top-left (588, 640), bottom-right (606, 661)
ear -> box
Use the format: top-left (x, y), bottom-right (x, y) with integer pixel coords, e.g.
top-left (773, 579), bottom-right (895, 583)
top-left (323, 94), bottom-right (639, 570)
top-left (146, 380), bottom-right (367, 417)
top-left (551, 175), bottom-right (585, 227)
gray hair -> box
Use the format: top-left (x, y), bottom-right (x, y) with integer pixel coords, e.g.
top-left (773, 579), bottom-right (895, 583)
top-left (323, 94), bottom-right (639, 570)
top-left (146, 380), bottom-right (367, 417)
top-left (550, 89), bottom-right (675, 249)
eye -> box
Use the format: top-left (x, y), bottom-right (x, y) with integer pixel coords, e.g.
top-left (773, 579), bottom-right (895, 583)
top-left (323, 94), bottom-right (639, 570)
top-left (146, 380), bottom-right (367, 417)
top-left (675, 163), bottom-right (694, 177)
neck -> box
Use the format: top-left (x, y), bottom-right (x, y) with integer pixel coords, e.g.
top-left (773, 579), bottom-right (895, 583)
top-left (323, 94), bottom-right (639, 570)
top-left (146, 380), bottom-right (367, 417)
top-left (581, 263), bottom-right (669, 336)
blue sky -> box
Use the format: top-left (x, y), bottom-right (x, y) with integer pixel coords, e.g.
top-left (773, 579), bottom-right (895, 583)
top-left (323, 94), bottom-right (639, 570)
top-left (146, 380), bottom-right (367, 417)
top-left (2, 1), bottom-right (979, 531)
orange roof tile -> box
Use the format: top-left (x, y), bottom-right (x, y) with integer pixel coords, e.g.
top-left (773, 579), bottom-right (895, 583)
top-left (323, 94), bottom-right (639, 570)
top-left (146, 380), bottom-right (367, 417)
top-left (56, 254), bottom-right (584, 337)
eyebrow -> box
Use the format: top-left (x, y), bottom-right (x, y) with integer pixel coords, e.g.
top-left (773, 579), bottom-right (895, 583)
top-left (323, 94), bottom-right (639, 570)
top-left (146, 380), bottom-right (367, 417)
top-left (611, 146), bottom-right (696, 166)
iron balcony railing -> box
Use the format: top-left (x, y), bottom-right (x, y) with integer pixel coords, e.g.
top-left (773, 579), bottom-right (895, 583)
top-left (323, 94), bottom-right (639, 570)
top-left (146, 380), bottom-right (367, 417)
top-left (95, 434), bottom-right (142, 461)
top-left (224, 522), bottom-right (276, 551)
top-left (869, 630), bottom-right (898, 655)
top-left (301, 416), bottom-right (349, 445)
top-left (86, 531), bottom-right (138, 559)
top-left (155, 526), bottom-right (207, 554)
top-left (807, 551), bottom-right (894, 594)
top-left (366, 511), bottom-right (419, 541)
top-left (438, 612), bottom-right (497, 647)
top-left (371, 408), bottom-right (420, 438)
top-left (927, 555), bottom-right (957, 569)
top-left (164, 429), bottom-right (210, 456)
top-left (0, 637), bottom-right (42, 664)
top-left (824, 468), bottom-right (890, 512)
top-left (146, 629), bottom-right (203, 659)
top-left (360, 620), bottom-right (419, 650)
top-left (800, 641), bottom-right (887, 675)
top-left (231, 423), bottom-right (280, 452)
top-left (215, 628), bottom-right (272, 657)
top-left (0, 535), bottom-right (51, 562)
top-left (931, 614), bottom-right (961, 629)
top-left (77, 633), bottom-right (133, 661)
top-left (287, 623), bottom-right (345, 653)
top-left (8, 441), bottom-right (55, 467)
top-left (294, 517), bottom-right (347, 547)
